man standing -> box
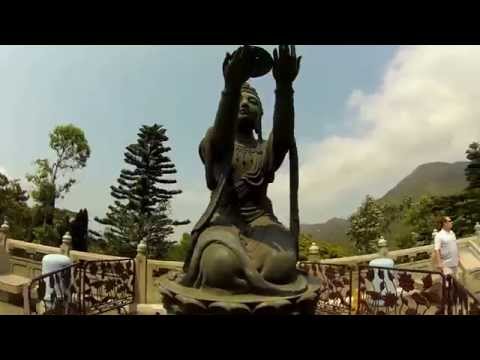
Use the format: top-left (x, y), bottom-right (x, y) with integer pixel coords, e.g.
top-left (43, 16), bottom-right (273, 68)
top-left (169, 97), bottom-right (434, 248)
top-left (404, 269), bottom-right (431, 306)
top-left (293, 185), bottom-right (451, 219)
top-left (433, 216), bottom-right (459, 277)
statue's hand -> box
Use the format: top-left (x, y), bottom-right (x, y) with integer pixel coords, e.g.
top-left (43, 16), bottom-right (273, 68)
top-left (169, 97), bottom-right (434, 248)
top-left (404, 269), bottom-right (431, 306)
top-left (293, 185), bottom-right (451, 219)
top-left (273, 45), bottom-right (302, 87)
top-left (223, 45), bottom-right (255, 91)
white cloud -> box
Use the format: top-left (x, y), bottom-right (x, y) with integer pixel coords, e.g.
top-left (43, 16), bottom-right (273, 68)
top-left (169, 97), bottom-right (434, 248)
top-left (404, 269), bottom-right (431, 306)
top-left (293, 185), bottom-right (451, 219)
top-left (269, 45), bottom-right (480, 225)
top-left (0, 166), bottom-right (7, 177)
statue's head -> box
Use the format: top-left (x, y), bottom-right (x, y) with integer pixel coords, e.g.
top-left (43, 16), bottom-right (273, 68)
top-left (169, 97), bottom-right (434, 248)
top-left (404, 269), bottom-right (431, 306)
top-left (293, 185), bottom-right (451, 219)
top-left (239, 82), bottom-right (263, 140)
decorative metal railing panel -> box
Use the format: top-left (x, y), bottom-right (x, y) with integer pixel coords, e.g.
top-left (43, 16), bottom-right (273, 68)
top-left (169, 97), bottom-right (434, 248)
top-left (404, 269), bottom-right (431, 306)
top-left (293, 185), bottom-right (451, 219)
top-left (357, 266), bottom-right (447, 315)
top-left (356, 266), bottom-right (480, 315)
top-left (26, 259), bottom-right (135, 315)
top-left (298, 262), bottom-right (352, 315)
top-left (26, 263), bottom-right (84, 315)
top-left (82, 259), bottom-right (135, 315)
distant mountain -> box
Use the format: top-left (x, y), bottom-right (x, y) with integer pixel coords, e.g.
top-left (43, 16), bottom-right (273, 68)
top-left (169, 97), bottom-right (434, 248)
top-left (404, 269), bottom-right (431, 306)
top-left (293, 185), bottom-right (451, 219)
top-left (301, 218), bottom-right (350, 245)
top-left (379, 161), bottom-right (468, 205)
top-left (301, 161), bottom-right (469, 246)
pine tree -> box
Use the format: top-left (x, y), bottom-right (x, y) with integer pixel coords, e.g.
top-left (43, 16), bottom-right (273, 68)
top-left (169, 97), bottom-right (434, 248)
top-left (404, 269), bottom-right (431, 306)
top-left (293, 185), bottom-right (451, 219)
top-left (466, 142), bottom-right (480, 190)
top-left (95, 124), bottom-right (189, 259)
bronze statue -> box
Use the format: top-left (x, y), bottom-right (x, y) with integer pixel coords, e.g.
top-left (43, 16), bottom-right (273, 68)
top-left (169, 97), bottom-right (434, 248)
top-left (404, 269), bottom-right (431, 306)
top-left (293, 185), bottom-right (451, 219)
top-left (178, 45), bottom-right (306, 296)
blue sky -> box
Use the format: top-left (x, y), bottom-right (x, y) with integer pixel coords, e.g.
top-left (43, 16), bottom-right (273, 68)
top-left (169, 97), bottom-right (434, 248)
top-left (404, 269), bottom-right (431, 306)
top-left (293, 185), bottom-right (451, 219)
top-left (2, 45), bottom-right (477, 241)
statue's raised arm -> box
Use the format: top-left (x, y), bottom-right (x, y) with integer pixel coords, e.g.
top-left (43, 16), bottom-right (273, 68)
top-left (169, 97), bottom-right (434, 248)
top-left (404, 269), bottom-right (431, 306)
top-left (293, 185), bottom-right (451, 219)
top-left (208, 46), bottom-right (254, 164)
top-left (269, 45), bottom-right (302, 172)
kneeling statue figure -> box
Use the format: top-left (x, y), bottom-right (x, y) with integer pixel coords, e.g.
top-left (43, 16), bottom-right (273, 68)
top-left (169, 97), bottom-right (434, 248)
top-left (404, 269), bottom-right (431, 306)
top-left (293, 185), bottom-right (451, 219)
top-left (177, 45), bottom-right (308, 298)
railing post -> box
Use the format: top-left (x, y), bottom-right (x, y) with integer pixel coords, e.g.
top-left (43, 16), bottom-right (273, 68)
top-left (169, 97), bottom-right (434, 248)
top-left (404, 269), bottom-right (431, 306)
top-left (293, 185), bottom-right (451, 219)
top-left (0, 219), bottom-right (10, 251)
top-left (23, 284), bottom-right (31, 315)
top-left (308, 242), bottom-right (320, 262)
top-left (475, 222), bottom-right (480, 242)
top-left (60, 232), bottom-right (72, 257)
top-left (134, 240), bottom-right (147, 310)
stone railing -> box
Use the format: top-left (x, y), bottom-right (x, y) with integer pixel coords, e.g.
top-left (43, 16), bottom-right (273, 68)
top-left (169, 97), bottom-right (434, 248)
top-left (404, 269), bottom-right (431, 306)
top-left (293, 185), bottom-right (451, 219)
top-left (4, 235), bottom-right (185, 308)
top-left (6, 238), bottom-right (124, 280)
top-left (318, 237), bottom-right (475, 270)
top-left (4, 228), bottom-right (480, 311)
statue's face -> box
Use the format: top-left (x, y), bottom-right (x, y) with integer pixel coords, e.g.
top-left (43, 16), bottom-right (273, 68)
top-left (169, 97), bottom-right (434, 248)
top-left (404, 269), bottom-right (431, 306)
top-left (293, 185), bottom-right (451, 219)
top-left (238, 91), bottom-right (261, 130)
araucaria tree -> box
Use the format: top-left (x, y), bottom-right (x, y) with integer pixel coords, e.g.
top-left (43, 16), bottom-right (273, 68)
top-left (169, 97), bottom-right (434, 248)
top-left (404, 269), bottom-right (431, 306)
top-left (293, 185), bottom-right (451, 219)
top-left (95, 124), bottom-right (189, 259)
top-left (466, 142), bottom-right (480, 190)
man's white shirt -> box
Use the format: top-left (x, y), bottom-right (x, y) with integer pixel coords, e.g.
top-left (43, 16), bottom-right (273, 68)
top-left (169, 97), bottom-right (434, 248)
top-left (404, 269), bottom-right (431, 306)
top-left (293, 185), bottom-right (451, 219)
top-left (434, 229), bottom-right (459, 268)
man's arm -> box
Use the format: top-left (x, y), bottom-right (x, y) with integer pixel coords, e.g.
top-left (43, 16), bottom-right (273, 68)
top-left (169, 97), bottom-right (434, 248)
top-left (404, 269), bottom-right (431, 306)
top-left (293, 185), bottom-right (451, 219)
top-left (433, 250), bottom-right (443, 271)
top-left (433, 234), bottom-right (443, 272)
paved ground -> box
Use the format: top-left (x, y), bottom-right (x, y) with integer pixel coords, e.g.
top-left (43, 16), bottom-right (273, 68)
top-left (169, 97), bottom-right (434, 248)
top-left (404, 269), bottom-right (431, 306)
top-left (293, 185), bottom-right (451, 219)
top-left (0, 301), bottom-right (23, 315)
top-left (0, 301), bottom-right (167, 315)
top-left (460, 248), bottom-right (480, 269)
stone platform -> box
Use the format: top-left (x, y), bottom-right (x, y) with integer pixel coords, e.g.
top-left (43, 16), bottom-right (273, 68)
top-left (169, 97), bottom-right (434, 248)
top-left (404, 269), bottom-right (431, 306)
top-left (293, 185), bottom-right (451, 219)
top-left (158, 271), bottom-right (321, 315)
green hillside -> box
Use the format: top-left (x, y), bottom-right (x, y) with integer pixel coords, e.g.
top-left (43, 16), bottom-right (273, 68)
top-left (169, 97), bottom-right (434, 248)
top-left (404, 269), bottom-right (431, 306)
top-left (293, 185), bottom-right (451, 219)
top-left (301, 218), bottom-right (350, 245)
top-left (379, 161), bottom-right (468, 205)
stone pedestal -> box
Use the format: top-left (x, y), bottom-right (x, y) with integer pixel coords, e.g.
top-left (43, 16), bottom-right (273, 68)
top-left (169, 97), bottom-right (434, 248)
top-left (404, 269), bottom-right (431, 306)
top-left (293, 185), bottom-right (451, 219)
top-left (158, 271), bottom-right (321, 315)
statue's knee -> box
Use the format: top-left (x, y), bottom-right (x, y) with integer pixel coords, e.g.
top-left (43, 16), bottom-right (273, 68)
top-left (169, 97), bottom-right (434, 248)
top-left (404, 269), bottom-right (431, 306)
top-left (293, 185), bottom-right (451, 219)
top-left (262, 251), bottom-right (297, 284)
top-left (202, 244), bottom-right (238, 271)
top-left (201, 244), bottom-right (241, 288)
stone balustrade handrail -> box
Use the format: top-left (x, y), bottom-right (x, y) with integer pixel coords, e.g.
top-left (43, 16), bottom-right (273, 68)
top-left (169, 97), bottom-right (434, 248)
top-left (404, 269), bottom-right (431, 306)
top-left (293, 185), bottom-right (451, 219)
top-left (467, 238), bottom-right (480, 257)
top-left (319, 236), bottom-right (476, 267)
top-left (6, 239), bottom-right (61, 255)
top-left (6, 238), bottom-right (124, 261)
top-left (147, 259), bottom-right (183, 271)
top-left (7, 236), bottom-right (478, 269)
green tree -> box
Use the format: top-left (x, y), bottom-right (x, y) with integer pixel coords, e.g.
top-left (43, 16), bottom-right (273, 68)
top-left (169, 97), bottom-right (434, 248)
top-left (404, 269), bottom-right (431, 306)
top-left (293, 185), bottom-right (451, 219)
top-left (26, 159), bottom-right (56, 228)
top-left (0, 172), bottom-right (31, 240)
top-left (95, 124), bottom-right (189, 259)
top-left (347, 195), bottom-right (387, 254)
top-left (298, 233), bottom-right (313, 261)
top-left (403, 195), bottom-right (437, 243)
top-left (30, 207), bottom-right (77, 246)
top-left (27, 124), bottom-right (90, 228)
top-left (465, 142), bottom-right (480, 190)
top-left (431, 193), bottom-right (478, 238)
top-left (166, 233), bottom-right (192, 261)
top-left (395, 233), bottom-right (418, 249)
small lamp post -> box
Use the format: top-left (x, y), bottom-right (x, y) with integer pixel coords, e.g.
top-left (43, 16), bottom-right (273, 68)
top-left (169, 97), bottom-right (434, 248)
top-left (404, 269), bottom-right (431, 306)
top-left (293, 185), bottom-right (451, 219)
top-left (377, 236), bottom-right (389, 258)
top-left (308, 242), bottom-right (320, 262)
top-left (0, 219), bottom-right (9, 250)
top-left (474, 222), bottom-right (480, 240)
top-left (60, 232), bottom-right (72, 257)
